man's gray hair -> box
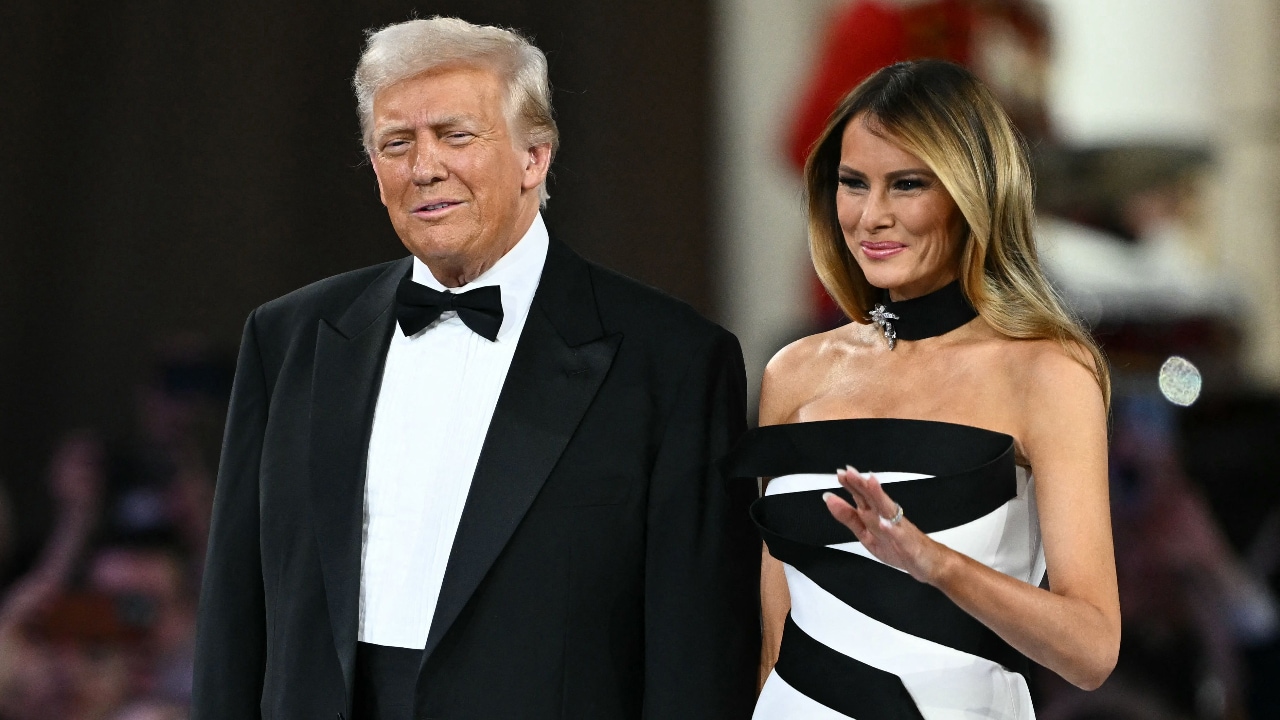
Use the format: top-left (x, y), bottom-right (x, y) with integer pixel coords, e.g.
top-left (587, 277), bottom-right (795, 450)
top-left (353, 17), bottom-right (559, 204)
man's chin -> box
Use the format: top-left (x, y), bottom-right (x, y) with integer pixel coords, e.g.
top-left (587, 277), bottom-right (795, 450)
top-left (398, 230), bottom-right (474, 261)
top-left (400, 234), bottom-right (493, 280)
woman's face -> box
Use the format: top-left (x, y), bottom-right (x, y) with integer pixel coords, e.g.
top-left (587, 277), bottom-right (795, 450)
top-left (836, 116), bottom-right (965, 301)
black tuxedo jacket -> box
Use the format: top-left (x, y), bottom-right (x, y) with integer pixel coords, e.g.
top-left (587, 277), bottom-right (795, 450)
top-left (192, 238), bottom-right (760, 720)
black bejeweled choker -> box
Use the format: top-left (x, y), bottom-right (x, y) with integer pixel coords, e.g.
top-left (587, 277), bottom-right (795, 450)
top-left (867, 280), bottom-right (977, 349)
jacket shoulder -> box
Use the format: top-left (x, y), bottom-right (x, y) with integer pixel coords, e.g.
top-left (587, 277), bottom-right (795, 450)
top-left (584, 261), bottom-right (734, 350)
top-left (250, 259), bottom-right (406, 338)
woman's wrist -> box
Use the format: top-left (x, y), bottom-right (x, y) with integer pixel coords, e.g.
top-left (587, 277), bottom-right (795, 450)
top-left (918, 538), bottom-right (961, 588)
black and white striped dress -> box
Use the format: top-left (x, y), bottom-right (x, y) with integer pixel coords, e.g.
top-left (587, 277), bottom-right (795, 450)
top-left (724, 419), bottom-right (1044, 720)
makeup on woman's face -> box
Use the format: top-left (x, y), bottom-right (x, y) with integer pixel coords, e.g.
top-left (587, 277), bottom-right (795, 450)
top-left (835, 117), bottom-right (965, 301)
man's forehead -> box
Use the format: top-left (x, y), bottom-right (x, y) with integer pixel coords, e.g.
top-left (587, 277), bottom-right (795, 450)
top-left (374, 110), bottom-right (480, 133)
top-left (372, 70), bottom-right (506, 133)
top-left (375, 65), bottom-right (502, 110)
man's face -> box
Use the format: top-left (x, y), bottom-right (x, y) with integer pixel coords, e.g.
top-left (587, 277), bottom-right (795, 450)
top-left (369, 64), bottom-right (549, 283)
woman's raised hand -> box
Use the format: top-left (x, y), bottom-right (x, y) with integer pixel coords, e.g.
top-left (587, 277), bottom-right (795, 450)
top-left (824, 466), bottom-right (951, 585)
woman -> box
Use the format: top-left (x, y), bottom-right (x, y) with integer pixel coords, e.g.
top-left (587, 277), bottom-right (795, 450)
top-left (723, 60), bottom-right (1119, 719)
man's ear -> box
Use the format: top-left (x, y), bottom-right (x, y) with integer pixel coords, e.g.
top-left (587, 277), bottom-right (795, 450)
top-left (521, 143), bottom-right (553, 192)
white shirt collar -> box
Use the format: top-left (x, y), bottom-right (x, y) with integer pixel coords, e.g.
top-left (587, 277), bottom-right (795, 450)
top-left (409, 213), bottom-right (549, 341)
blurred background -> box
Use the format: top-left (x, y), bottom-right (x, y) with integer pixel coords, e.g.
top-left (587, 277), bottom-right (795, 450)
top-left (0, 0), bottom-right (1276, 718)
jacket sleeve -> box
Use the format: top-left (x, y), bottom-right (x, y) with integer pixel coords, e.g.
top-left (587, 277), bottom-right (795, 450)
top-left (644, 328), bottom-right (759, 719)
top-left (192, 309), bottom-right (269, 720)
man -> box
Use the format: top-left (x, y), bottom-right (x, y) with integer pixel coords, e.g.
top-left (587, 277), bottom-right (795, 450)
top-left (192, 16), bottom-right (759, 720)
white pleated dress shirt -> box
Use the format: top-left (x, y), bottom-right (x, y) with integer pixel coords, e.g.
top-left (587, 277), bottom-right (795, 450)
top-left (358, 214), bottom-right (549, 649)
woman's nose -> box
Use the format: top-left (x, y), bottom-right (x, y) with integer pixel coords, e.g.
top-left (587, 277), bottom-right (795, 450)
top-left (860, 191), bottom-right (894, 232)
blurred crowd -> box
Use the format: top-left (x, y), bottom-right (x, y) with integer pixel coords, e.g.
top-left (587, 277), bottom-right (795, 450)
top-left (0, 343), bottom-right (230, 720)
top-left (1036, 394), bottom-right (1280, 720)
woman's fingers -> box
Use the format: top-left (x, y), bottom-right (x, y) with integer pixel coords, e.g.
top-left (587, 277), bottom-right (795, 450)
top-left (831, 470), bottom-right (885, 547)
top-left (867, 485), bottom-right (900, 526)
top-left (836, 467), bottom-right (872, 511)
top-left (829, 466), bottom-right (938, 579)
top-left (823, 492), bottom-right (867, 537)
top-left (840, 466), bottom-right (899, 522)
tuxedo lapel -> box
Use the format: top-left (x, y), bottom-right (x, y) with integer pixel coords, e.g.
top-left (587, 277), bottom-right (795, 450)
top-left (423, 240), bottom-right (621, 664)
top-left (308, 258), bottom-right (408, 692)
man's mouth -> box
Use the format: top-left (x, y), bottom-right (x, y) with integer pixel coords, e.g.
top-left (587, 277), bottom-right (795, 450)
top-left (414, 200), bottom-right (462, 214)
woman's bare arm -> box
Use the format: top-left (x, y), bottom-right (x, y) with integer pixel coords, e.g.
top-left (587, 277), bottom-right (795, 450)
top-left (759, 545), bottom-right (790, 692)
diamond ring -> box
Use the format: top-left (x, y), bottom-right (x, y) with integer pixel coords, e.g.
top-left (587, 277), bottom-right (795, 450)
top-left (884, 503), bottom-right (904, 525)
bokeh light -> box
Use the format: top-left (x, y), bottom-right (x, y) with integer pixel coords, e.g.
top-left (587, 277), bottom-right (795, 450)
top-left (1158, 355), bottom-right (1202, 406)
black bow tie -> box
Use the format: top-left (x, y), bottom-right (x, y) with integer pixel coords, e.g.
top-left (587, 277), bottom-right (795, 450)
top-left (395, 274), bottom-right (504, 341)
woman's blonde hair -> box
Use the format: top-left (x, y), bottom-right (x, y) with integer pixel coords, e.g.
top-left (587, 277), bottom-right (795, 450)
top-left (804, 60), bottom-right (1109, 407)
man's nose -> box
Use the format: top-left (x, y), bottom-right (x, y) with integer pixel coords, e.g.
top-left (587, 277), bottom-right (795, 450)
top-left (411, 143), bottom-right (447, 184)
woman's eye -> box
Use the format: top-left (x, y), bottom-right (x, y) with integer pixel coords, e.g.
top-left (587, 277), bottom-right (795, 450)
top-left (893, 178), bottom-right (927, 191)
top-left (838, 176), bottom-right (867, 190)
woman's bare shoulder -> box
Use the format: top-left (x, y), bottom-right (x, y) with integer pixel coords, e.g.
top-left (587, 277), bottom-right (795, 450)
top-left (1002, 337), bottom-right (1102, 399)
top-left (759, 323), bottom-right (875, 425)
top-left (999, 337), bottom-right (1106, 448)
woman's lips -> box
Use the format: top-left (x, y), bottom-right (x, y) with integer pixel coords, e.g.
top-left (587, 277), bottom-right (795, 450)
top-left (860, 241), bottom-right (906, 260)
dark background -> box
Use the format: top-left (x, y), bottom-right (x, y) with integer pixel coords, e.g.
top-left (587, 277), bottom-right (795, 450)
top-left (4, 4), bottom-right (1280, 718)
top-left (0, 0), bottom-right (714, 549)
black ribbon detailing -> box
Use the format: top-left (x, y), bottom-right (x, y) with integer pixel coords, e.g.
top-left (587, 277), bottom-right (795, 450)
top-left (395, 273), bottom-right (504, 341)
top-left (758, 504), bottom-right (1030, 679)
top-left (721, 418), bottom-right (1012, 482)
top-left (754, 464), bottom-right (1014, 546)
top-left (872, 280), bottom-right (977, 342)
top-left (775, 614), bottom-right (925, 720)
top-left (722, 419), bottom-right (1032, 684)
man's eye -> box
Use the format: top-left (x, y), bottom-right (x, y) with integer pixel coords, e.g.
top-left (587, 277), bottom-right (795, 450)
top-left (444, 132), bottom-right (473, 143)
top-left (381, 140), bottom-right (410, 155)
